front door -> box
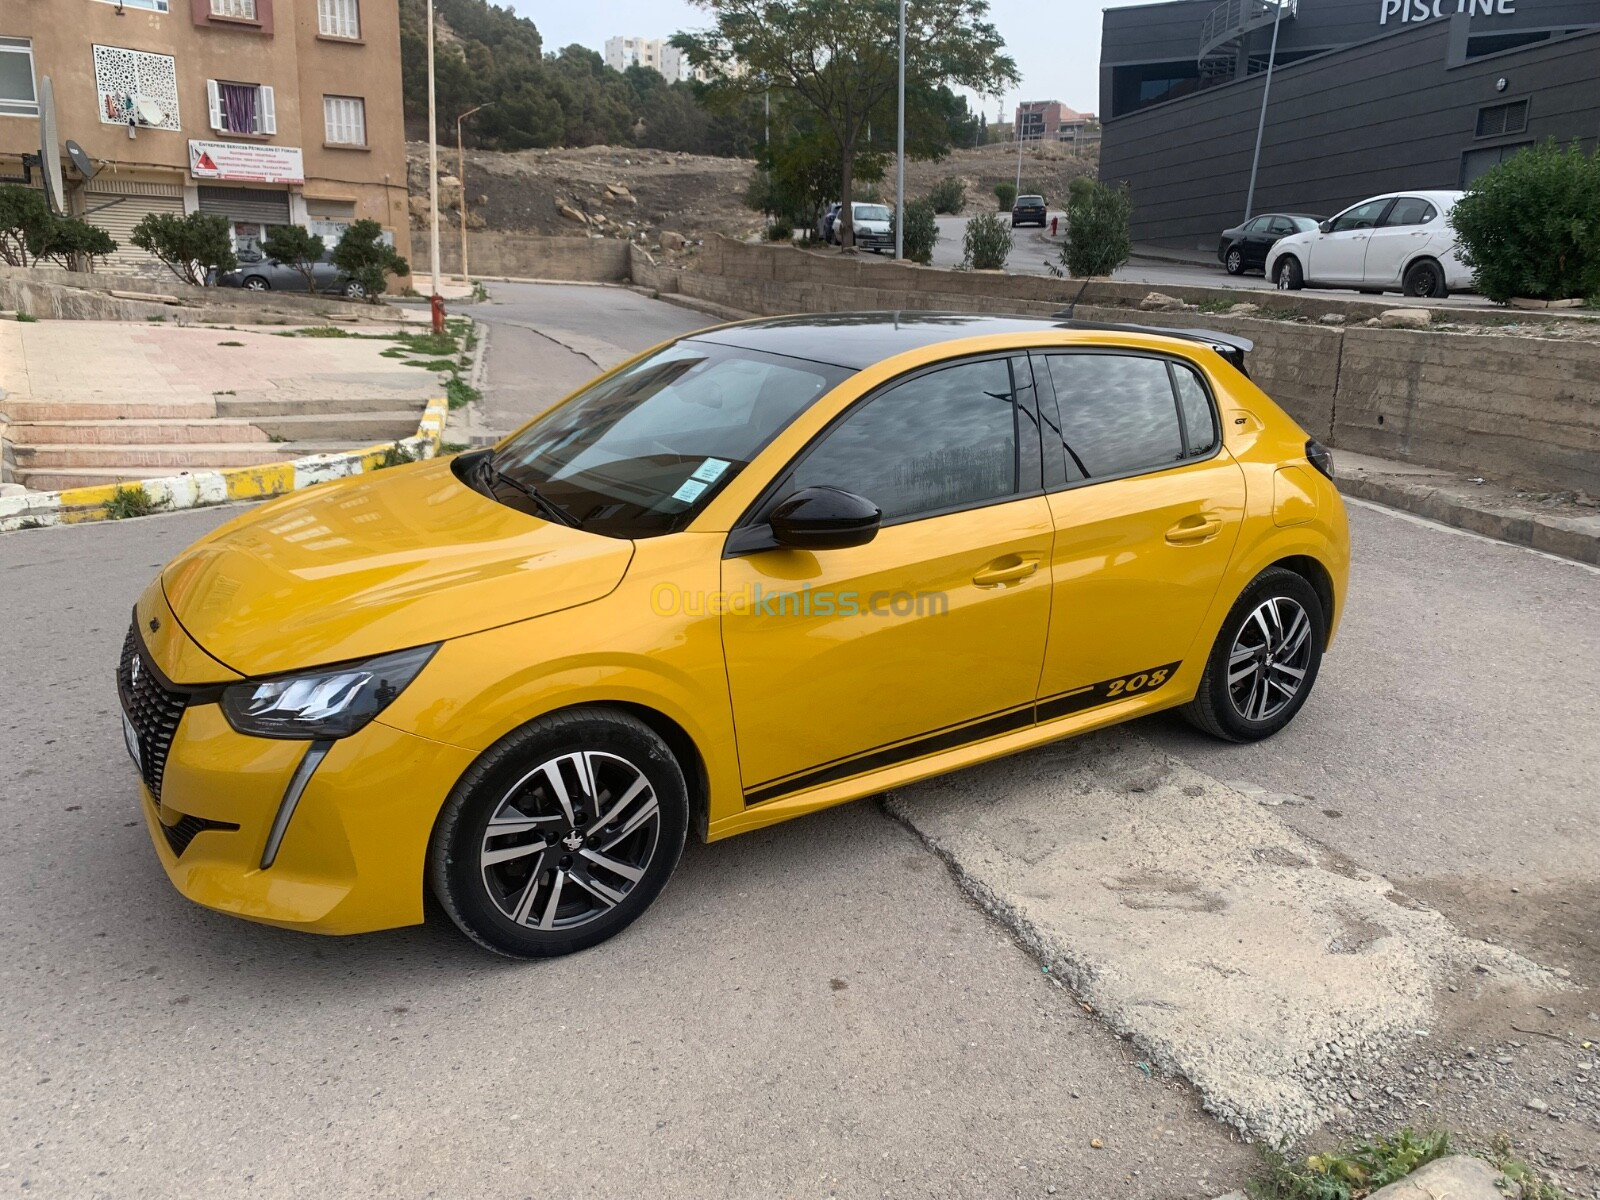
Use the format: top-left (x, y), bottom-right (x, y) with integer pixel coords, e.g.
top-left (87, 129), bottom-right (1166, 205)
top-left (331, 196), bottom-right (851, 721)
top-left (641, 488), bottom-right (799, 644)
top-left (722, 356), bottom-right (1052, 802)
top-left (1032, 351), bottom-right (1246, 711)
top-left (1306, 197), bottom-right (1394, 284)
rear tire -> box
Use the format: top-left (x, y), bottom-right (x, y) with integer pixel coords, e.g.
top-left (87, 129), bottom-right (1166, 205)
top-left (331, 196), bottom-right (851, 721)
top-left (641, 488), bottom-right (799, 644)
top-left (1403, 259), bottom-right (1448, 299)
top-left (1182, 567), bottom-right (1325, 743)
top-left (243, 276), bottom-right (269, 291)
top-left (1225, 247), bottom-right (1245, 275)
top-left (1274, 256), bottom-right (1304, 291)
top-left (428, 707), bottom-right (689, 958)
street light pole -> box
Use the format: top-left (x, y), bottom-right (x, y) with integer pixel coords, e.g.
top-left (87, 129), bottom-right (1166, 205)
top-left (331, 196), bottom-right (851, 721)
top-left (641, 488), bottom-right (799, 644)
top-left (895, 0), bottom-right (905, 261)
top-left (426, 0), bottom-right (443, 332)
top-left (1243, 0), bottom-right (1288, 222)
top-left (457, 103), bottom-right (489, 287)
top-left (1014, 101), bottom-right (1025, 193)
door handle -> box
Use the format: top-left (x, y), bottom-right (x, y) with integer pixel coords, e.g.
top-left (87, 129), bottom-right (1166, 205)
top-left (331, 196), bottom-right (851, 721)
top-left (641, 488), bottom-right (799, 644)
top-left (973, 555), bottom-right (1040, 588)
top-left (1166, 516), bottom-right (1222, 545)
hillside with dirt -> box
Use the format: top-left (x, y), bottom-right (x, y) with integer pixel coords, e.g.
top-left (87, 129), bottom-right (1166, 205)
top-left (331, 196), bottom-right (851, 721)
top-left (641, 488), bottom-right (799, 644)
top-left (405, 139), bottom-right (1100, 243)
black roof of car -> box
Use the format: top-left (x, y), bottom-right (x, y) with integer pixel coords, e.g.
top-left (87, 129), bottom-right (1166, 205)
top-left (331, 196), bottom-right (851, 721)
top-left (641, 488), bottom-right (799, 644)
top-left (687, 312), bottom-right (1251, 372)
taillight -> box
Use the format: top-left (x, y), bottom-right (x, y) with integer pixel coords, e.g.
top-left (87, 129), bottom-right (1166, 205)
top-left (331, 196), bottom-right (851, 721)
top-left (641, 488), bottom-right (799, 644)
top-left (1306, 439), bottom-right (1334, 480)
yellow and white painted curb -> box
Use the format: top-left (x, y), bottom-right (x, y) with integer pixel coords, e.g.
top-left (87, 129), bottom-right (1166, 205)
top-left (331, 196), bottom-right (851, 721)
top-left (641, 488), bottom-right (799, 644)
top-left (0, 395), bottom-right (451, 533)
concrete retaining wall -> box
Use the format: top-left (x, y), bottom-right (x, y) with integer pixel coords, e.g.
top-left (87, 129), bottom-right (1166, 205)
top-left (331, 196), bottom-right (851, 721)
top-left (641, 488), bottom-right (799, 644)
top-left (0, 264), bottom-right (378, 325)
top-left (415, 232), bottom-right (630, 282)
top-left (636, 239), bottom-right (1599, 494)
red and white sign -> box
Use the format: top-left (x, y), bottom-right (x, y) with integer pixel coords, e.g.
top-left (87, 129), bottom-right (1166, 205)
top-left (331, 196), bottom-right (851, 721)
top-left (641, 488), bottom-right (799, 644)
top-left (188, 139), bottom-right (305, 185)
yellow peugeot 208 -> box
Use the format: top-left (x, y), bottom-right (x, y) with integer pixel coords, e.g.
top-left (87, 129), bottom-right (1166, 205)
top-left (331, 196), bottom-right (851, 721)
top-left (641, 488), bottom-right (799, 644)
top-left (120, 313), bottom-right (1349, 957)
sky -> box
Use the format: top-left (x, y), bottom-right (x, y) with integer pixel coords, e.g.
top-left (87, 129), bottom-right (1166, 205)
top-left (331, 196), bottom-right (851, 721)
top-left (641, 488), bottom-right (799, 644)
top-left (507, 0), bottom-right (1159, 119)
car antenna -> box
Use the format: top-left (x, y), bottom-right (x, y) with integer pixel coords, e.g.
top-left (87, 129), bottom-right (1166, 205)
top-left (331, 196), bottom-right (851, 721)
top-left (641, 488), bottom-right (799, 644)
top-left (1054, 275), bottom-right (1094, 320)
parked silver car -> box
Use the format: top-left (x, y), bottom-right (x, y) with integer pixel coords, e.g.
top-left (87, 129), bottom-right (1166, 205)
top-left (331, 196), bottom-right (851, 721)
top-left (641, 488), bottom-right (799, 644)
top-left (217, 251), bottom-right (366, 297)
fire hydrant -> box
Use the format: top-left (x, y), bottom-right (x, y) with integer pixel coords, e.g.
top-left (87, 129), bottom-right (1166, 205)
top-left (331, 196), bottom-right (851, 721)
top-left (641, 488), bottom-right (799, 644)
top-left (1050, 215), bottom-right (1059, 238)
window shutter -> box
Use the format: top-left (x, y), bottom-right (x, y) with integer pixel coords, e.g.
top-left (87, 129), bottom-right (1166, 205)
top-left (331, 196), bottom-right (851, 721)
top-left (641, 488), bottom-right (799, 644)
top-left (207, 79), bottom-right (224, 131)
top-left (259, 85), bottom-right (275, 134)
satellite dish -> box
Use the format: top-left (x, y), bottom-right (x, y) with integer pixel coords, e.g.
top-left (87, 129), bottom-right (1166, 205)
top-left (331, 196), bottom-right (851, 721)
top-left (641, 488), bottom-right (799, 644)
top-left (135, 96), bottom-right (166, 126)
top-left (66, 141), bottom-right (97, 181)
top-left (39, 76), bottom-right (64, 215)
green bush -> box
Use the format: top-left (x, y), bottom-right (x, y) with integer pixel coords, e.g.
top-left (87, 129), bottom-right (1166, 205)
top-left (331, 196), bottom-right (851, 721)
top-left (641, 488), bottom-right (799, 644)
top-left (330, 219), bottom-right (409, 302)
top-left (1068, 175), bottom-right (1096, 205)
top-left (766, 218), bottom-right (794, 242)
top-left (261, 224), bottom-right (327, 292)
top-left (928, 177), bottom-right (965, 215)
top-left (963, 211), bottom-right (1013, 271)
top-left (994, 182), bottom-right (1017, 211)
top-left (131, 211), bottom-right (237, 286)
top-left (1451, 140), bottom-right (1600, 303)
top-left (1062, 179), bottom-right (1133, 278)
top-left (39, 218), bottom-right (118, 271)
top-left (0, 186), bottom-right (118, 271)
top-left (891, 198), bottom-right (938, 265)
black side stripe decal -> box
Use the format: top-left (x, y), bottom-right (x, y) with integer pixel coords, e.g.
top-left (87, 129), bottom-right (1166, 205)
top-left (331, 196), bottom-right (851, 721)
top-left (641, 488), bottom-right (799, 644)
top-left (743, 661), bottom-right (1182, 807)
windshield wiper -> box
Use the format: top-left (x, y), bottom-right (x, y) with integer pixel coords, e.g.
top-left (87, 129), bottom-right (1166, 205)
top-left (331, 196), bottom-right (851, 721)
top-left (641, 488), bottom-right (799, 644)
top-left (474, 455), bottom-right (581, 528)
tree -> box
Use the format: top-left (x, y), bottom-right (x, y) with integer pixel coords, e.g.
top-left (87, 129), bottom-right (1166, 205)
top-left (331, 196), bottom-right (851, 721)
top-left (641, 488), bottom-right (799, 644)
top-left (0, 185), bottom-right (56, 266)
top-left (331, 219), bottom-right (410, 301)
top-left (261, 224), bottom-right (327, 292)
top-left (39, 218), bottom-right (118, 272)
top-left (130, 211), bottom-right (237, 286)
top-left (1451, 140), bottom-right (1600, 304)
top-left (676, 0), bottom-right (1017, 248)
top-left (1060, 179), bottom-right (1132, 278)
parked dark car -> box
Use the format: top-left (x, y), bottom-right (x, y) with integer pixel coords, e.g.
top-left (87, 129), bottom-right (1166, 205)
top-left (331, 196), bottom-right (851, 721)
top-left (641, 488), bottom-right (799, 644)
top-left (217, 251), bottom-right (367, 297)
top-left (1217, 213), bottom-right (1322, 275)
top-left (817, 202), bottom-right (842, 245)
top-left (1011, 194), bottom-right (1047, 227)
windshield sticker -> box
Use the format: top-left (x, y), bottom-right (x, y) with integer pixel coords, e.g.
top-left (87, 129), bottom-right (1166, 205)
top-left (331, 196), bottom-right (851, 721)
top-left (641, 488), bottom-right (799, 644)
top-left (690, 457), bottom-right (731, 484)
top-left (671, 478), bottom-right (710, 504)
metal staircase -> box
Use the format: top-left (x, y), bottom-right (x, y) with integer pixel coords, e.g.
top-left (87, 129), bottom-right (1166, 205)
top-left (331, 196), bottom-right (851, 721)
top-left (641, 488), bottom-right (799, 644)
top-left (1198, 0), bottom-right (1297, 86)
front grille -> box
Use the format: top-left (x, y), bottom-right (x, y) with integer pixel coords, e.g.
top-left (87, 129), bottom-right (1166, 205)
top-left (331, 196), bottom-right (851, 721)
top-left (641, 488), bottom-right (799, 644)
top-left (160, 813), bottom-right (239, 858)
top-left (118, 624), bottom-right (187, 801)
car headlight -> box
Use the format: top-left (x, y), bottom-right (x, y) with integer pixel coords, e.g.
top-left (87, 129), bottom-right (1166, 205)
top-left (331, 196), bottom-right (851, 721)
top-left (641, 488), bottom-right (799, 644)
top-left (220, 644), bottom-right (438, 739)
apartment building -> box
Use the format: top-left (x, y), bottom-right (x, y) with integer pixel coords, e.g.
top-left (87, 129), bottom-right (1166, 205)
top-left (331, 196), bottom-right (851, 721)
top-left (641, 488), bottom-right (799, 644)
top-left (1013, 100), bottom-right (1100, 144)
top-left (603, 35), bottom-right (705, 84)
top-left (0, 0), bottom-right (409, 275)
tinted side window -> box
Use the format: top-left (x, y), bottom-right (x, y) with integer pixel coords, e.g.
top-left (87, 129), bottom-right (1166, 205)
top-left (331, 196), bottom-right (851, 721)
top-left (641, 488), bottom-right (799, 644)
top-left (1172, 364), bottom-right (1218, 457)
top-left (1330, 199), bottom-right (1392, 232)
top-left (1382, 197), bottom-right (1435, 227)
top-left (1268, 217), bottom-right (1296, 236)
top-left (1044, 354), bottom-right (1184, 479)
top-left (787, 358), bottom-right (1018, 523)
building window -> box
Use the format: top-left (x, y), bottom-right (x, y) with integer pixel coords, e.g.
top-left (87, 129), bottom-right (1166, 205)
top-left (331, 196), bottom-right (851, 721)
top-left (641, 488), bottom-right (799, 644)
top-left (210, 0), bottom-right (258, 18)
top-left (92, 0), bottom-right (169, 11)
top-left (1476, 99), bottom-right (1529, 138)
top-left (94, 44), bottom-right (181, 130)
top-left (318, 0), bottom-right (359, 39)
top-left (323, 95), bottom-right (366, 146)
top-left (0, 37), bottom-right (37, 118)
top-left (207, 80), bottom-right (275, 135)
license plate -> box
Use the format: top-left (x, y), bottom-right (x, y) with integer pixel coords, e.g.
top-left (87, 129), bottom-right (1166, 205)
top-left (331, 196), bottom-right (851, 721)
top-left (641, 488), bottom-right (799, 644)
top-left (122, 711), bottom-right (143, 773)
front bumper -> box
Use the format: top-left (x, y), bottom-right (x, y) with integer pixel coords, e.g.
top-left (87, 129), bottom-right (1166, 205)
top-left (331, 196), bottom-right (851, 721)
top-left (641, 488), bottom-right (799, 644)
top-left (123, 595), bottom-right (476, 935)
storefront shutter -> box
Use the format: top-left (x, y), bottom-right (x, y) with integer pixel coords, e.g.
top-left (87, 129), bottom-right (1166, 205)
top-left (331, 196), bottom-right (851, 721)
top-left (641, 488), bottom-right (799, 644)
top-left (81, 181), bottom-right (185, 274)
top-left (196, 185), bottom-right (291, 224)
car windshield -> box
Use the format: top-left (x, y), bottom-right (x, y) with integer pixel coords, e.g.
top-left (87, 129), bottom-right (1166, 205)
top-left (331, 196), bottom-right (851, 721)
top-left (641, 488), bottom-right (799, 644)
top-left (489, 341), bottom-right (852, 539)
top-left (854, 204), bottom-right (891, 221)
top-left (1017, 196), bottom-right (1044, 205)
top-left (1291, 217), bottom-right (1320, 232)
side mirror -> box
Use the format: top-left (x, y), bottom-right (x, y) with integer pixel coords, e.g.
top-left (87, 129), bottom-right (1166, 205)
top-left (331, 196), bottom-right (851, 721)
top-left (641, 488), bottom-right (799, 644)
top-left (1319, 220), bottom-right (1333, 234)
top-left (769, 486), bottom-right (881, 551)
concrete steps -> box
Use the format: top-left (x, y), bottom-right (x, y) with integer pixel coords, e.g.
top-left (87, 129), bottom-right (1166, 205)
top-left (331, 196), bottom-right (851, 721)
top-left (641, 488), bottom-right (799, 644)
top-left (14, 465), bottom-right (206, 492)
top-left (245, 412), bottom-right (421, 442)
top-left (11, 419), bottom-right (272, 445)
top-left (1, 400), bottom-right (220, 422)
top-left (215, 395), bottom-right (420, 418)
top-left (13, 443), bottom-right (306, 470)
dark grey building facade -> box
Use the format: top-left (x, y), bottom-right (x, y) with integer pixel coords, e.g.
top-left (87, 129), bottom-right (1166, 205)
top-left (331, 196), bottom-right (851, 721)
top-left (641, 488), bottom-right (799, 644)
top-left (1097, 0), bottom-right (1600, 248)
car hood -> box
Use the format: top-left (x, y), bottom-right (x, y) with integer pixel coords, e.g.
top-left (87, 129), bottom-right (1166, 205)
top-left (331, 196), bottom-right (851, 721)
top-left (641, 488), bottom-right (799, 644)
top-left (1271, 230), bottom-right (1315, 253)
top-left (161, 457), bottom-right (635, 677)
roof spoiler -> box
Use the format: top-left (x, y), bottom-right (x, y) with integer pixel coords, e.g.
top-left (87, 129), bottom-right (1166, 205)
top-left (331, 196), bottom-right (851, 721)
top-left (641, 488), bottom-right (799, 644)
top-left (1051, 318), bottom-right (1255, 375)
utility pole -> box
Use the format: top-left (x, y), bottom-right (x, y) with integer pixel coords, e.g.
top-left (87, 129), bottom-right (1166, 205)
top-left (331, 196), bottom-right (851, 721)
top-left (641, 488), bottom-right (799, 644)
top-left (895, 0), bottom-right (905, 261)
top-left (457, 103), bottom-right (490, 288)
top-left (1014, 102), bottom-right (1025, 193)
top-left (1243, 0), bottom-right (1288, 222)
top-left (426, 0), bottom-right (443, 333)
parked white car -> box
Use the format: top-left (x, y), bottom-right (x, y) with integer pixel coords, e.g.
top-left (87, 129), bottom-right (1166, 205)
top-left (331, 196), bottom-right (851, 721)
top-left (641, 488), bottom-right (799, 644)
top-left (1265, 191), bottom-right (1469, 299)
top-left (849, 202), bottom-right (893, 252)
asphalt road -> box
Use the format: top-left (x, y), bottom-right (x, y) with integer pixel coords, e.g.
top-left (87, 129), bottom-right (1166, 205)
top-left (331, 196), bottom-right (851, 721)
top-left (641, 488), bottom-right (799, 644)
top-left (3, 285), bottom-right (1596, 1196)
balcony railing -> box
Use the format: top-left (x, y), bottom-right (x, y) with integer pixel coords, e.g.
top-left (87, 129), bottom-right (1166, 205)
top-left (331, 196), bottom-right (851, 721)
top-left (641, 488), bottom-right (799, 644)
top-left (1198, 0), bottom-right (1296, 62)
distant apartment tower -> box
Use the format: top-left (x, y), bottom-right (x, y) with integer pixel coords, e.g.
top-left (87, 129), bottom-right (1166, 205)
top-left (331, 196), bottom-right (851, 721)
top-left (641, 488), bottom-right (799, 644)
top-left (1014, 100), bottom-right (1099, 145)
top-left (604, 36), bottom-right (705, 83)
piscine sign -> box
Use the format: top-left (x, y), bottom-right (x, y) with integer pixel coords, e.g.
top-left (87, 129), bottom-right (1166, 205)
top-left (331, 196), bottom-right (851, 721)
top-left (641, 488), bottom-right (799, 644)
top-left (1381, 0), bottom-right (1516, 24)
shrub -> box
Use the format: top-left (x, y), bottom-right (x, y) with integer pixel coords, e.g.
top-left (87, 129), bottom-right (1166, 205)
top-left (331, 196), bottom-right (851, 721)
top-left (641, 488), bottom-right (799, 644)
top-left (39, 218), bottom-right (118, 271)
top-left (0, 185), bottom-right (54, 266)
top-left (994, 182), bottom-right (1017, 211)
top-left (131, 212), bottom-right (237, 286)
top-left (766, 218), bottom-right (794, 242)
top-left (103, 484), bottom-right (161, 520)
top-left (260, 224), bottom-right (327, 292)
top-left (928, 177), bottom-right (965, 215)
top-left (1068, 175), bottom-right (1097, 205)
top-left (330, 219), bottom-right (409, 302)
top-left (891, 198), bottom-right (938, 265)
top-left (1062, 179), bottom-right (1133, 278)
top-left (1451, 140), bottom-right (1600, 303)
top-left (963, 211), bottom-right (1013, 271)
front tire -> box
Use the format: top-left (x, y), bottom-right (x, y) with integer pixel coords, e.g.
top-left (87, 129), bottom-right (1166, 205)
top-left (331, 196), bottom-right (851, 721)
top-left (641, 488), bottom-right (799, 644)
top-left (1403, 259), bottom-right (1447, 299)
top-left (1274, 256), bottom-right (1304, 291)
top-left (243, 276), bottom-right (269, 291)
top-left (1183, 567), bottom-right (1325, 743)
top-left (1225, 247), bottom-right (1245, 275)
top-left (428, 707), bottom-right (689, 958)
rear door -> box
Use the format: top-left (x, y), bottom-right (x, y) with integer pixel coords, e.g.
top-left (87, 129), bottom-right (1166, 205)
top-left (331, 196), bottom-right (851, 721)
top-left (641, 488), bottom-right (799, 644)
top-left (1032, 350), bottom-right (1246, 712)
top-left (1307, 198), bottom-right (1395, 283)
top-left (1362, 196), bottom-right (1438, 286)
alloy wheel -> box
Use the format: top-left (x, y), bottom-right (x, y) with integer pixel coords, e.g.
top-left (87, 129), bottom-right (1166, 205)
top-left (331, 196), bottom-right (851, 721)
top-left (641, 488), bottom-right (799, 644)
top-left (478, 750), bottom-right (660, 931)
top-left (1227, 249), bottom-right (1243, 274)
top-left (1227, 596), bottom-right (1313, 722)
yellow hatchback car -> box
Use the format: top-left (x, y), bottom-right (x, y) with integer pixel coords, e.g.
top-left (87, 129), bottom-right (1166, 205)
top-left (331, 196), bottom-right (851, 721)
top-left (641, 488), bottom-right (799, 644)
top-left (120, 313), bottom-right (1349, 957)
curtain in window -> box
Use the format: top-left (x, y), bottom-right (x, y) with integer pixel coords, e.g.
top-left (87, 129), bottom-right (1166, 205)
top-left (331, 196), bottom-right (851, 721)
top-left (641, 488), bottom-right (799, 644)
top-left (222, 83), bottom-right (256, 134)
